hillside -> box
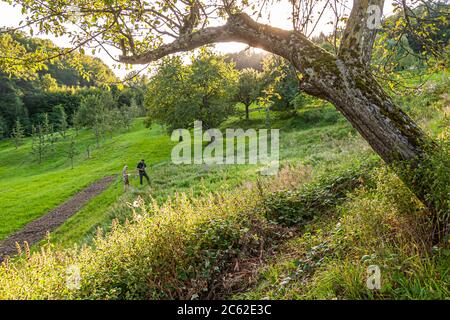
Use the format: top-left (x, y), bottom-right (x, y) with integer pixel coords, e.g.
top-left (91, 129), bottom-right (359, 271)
top-left (0, 70), bottom-right (447, 299)
top-left (0, 121), bottom-right (171, 241)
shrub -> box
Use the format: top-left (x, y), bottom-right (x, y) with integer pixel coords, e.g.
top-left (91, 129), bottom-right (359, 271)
top-left (236, 164), bottom-right (449, 300)
top-left (261, 161), bottom-right (375, 226)
top-left (394, 138), bottom-right (449, 242)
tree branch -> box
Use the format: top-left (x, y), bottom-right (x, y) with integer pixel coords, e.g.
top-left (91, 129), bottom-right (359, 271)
top-left (119, 12), bottom-right (326, 71)
top-left (119, 25), bottom-right (236, 64)
top-left (118, 11), bottom-right (337, 101)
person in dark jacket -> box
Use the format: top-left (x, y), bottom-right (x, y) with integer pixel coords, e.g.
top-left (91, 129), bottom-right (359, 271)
top-left (137, 159), bottom-right (150, 185)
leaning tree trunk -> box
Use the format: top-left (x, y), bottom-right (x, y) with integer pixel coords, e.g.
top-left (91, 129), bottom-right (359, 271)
top-left (303, 58), bottom-right (434, 197)
top-left (299, 58), bottom-right (446, 241)
top-left (222, 14), bottom-right (433, 202)
top-left (303, 61), bottom-right (429, 165)
top-left (228, 16), bottom-right (444, 238)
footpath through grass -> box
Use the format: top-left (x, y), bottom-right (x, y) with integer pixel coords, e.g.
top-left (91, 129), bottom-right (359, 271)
top-left (0, 120), bottom-right (173, 241)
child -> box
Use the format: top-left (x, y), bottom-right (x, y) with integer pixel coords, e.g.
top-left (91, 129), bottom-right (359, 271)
top-left (122, 165), bottom-right (130, 191)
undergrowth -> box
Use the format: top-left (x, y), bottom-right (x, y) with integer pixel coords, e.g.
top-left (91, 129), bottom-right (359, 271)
top-left (235, 163), bottom-right (449, 300)
top-left (0, 167), bottom-right (299, 299)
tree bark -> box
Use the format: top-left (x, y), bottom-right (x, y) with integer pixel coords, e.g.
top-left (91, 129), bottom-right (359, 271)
top-left (232, 16), bottom-right (436, 211)
top-left (298, 58), bottom-right (429, 165)
top-left (245, 104), bottom-right (249, 120)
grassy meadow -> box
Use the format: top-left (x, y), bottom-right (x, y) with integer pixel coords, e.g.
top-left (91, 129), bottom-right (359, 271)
top-left (0, 71), bottom-right (448, 299)
top-left (0, 120), bottom-right (173, 241)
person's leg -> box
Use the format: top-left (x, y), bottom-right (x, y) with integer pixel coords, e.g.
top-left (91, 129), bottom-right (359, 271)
top-left (139, 173), bottom-right (143, 185)
top-left (144, 172), bottom-right (150, 184)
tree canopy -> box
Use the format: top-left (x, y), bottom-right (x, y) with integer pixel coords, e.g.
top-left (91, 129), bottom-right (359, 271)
top-left (145, 50), bottom-right (238, 131)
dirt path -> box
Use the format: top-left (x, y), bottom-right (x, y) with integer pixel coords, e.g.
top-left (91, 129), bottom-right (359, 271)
top-left (0, 175), bottom-right (116, 261)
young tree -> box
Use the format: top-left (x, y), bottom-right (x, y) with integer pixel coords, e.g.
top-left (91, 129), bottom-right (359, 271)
top-left (53, 105), bottom-right (68, 138)
top-left (72, 110), bottom-right (82, 137)
top-left (75, 91), bottom-right (118, 147)
top-left (30, 124), bottom-right (48, 163)
top-left (11, 118), bottom-right (25, 149)
top-left (128, 97), bottom-right (141, 119)
top-left (41, 113), bottom-right (57, 151)
top-left (75, 94), bottom-right (104, 148)
top-left (104, 108), bottom-right (122, 139)
top-left (236, 68), bottom-right (262, 120)
top-left (120, 104), bottom-right (134, 131)
top-left (261, 55), bottom-right (300, 113)
top-left (67, 137), bottom-right (77, 169)
top-left (118, 77), bottom-right (148, 117)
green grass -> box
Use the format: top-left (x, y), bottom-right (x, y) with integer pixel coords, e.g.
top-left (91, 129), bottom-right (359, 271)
top-left (0, 101), bottom-right (404, 247)
top-left (231, 73), bottom-right (450, 300)
top-left (0, 119), bottom-right (174, 240)
top-left (234, 165), bottom-right (449, 300)
top-left (48, 105), bottom-right (364, 247)
top-left (47, 180), bottom-right (124, 246)
top-left (0, 71), bottom-right (447, 300)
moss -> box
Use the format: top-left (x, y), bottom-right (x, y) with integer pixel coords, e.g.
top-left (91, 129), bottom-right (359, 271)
top-left (353, 72), bottom-right (429, 154)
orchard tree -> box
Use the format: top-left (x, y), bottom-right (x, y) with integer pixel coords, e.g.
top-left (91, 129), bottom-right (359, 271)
top-left (104, 107), bottom-right (122, 139)
top-left (74, 94), bottom-right (105, 147)
top-left (1, 0), bottom-right (448, 232)
top-left (261, 55), bottom-right (300, 113)
top-left (188, 50), bottom-right (238, 129)
top-left (41, 113), bottom-right (57, 151)
top-left (31, 124), bottom-right (48, 163)
top-left (118, 74), bottom-right (149, 116)
top-left (145, 56), bottom-right (191, 131)
top-left (146, 51), bottom-right (238, 131)
top-left (72, 110), bottom-right (82, 136)
top-left (52, 105), bottom-right (68, 138)
top-left (236, 68), bottom-right (263, 120)
top-left (120, 102), bottom-right (136, 131)
top-left (74, 91), bottom-right (118, 147)
top-left (67, 137), bottom-right (78, 169)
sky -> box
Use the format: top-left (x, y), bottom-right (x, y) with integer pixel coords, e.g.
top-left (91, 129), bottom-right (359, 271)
top-left (0, 1), bottom-right (395, 78)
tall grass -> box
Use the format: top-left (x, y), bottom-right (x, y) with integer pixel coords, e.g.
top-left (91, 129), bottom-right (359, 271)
top-left (235, 165), bottom-right (449, 300)
top-left (0, 166), bottom-right (304, 299)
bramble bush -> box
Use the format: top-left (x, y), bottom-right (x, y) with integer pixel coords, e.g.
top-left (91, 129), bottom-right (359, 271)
top-left (261, 161), bottom-right (377, 226)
